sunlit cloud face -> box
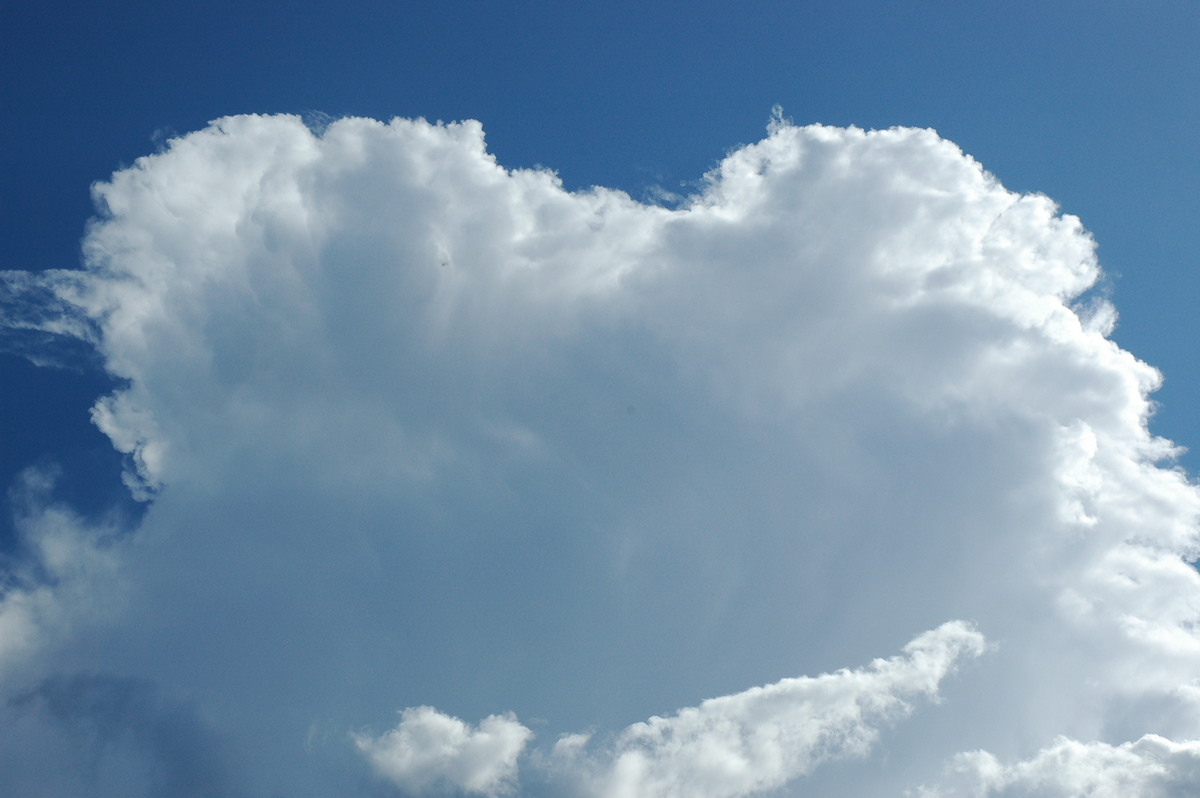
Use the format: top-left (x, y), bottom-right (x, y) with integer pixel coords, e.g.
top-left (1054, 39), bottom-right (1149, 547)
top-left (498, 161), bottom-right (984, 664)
top-left (1, 114), bottom-right (1198, 797)
top-left (354, 706), bottom-right (532, 796)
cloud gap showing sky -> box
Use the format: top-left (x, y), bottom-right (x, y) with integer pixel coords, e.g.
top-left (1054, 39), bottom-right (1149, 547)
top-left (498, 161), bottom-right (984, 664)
top-left (2, 112), bottom-right (1199, 797)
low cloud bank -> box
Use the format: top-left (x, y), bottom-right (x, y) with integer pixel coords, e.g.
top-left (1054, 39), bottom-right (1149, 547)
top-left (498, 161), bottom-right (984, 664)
top-left (548, 621), bottom-right (986, 798)
top-left (919, 734), bottom-right (1200, 798)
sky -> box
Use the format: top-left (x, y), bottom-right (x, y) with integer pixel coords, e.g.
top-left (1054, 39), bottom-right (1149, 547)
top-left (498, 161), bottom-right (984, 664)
top-left (1, 2), bottom-right (1199, 797)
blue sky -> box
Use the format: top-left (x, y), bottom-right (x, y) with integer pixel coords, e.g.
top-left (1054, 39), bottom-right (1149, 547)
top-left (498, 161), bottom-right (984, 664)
top-left (2, 3), bottom-right (1200, 797)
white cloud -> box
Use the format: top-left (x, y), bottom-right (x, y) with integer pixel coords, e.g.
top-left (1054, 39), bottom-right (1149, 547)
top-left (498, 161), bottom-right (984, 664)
top-left (919, 734), bottom-right (1200, 797)
top-left (354, 706), bottom-right (532, 796)
top-left (1, 114), bottom-right (1199, 796)
top-left (550, 621), bottom-right (986, 798)
top-left (0, 468), bottom-right (124, 680)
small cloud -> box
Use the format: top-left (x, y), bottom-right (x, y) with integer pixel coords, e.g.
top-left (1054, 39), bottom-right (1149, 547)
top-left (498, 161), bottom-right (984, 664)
top-left (354, 706), bottom-right (533, 796)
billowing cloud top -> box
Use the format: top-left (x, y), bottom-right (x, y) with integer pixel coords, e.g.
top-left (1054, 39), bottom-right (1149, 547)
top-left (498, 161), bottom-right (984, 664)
top-left (1, 113), bottom-right (1199, 797)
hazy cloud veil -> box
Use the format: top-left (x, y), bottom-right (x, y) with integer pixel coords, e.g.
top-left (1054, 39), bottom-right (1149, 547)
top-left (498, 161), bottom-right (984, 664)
top-left (2, 112), bottom-right (1199, 797)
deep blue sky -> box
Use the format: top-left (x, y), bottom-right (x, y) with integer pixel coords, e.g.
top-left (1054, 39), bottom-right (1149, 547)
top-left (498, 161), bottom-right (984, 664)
top-left (3, 0), bottom-right (1198, 539)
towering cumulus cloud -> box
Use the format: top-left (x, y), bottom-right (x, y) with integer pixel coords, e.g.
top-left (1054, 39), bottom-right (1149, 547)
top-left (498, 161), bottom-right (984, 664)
top-left (1, 113), bottom-right (1198, 797)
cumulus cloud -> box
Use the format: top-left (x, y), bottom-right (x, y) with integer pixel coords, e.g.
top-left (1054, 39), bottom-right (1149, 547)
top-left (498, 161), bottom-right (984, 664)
top-left (354, 706), bottom-right (532, 795)
top-left (2, 113), bottom-right (1199, 796)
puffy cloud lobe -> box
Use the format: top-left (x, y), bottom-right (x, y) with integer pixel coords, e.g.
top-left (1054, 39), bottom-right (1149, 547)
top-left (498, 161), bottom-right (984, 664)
top-left (354, 706), bottom-right (531, 796)
top-left (0, 468), bottom-right (123, 681)
top-left (1, 114), bottom-right (1199, 796)
top-left (551, 621), bottom-right (987, 798)
top-left (51, 114), bottom-right (667, 495)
